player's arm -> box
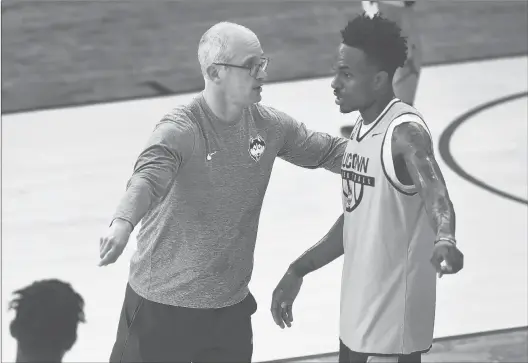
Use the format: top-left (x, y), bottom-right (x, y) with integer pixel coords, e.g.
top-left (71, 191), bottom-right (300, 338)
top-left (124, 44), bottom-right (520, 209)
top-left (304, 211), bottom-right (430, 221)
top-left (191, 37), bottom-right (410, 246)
top-left (289, 214), bottom-right (345, 277)
top-left (393, 122), bottom-right (456, 242)
top-left (111, 119), bottom-right (195, 231)
top-left (277, 111), bottom-right (348, 174)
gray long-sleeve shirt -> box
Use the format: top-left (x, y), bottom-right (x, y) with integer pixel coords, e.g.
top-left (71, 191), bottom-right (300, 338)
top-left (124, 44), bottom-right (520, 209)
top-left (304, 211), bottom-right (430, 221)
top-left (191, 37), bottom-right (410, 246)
top-left (113, 93), bottom-right (347, 308)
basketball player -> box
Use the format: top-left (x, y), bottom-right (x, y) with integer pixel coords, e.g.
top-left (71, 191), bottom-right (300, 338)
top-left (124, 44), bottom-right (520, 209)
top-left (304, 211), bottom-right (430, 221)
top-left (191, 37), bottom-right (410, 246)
top-left (8, 279), bottom-right (86, 362)
top-left (271, 14), bottom-right (464, 363)
top-left (340, 1), bottom-right (422, 138)
top-left (98, 22), bottom-right (348, 362)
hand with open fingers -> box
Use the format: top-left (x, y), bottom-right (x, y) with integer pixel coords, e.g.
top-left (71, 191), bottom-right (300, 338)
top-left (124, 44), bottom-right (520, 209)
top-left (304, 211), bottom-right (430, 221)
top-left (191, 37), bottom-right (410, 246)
top-left (271, 268), bottom-right (303, 329)
top-left (99, 219), bottom-right (133, 266)
top-left (430, 240), bottom-right (464, 278)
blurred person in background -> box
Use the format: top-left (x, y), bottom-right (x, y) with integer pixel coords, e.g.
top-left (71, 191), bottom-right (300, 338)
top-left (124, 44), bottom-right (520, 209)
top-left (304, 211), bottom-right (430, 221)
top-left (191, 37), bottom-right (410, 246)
top-left (8, 279), bottom-right (85, 363)
top-left (341, 1), bottom-right (422, 138)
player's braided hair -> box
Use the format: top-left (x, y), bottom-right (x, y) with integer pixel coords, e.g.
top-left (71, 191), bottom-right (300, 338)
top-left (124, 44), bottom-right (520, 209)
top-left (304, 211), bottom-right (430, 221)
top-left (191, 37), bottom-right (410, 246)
top-left (341, 12), bottom-right (408, 77)
top-left (9, 279), bottom-right (85, 355)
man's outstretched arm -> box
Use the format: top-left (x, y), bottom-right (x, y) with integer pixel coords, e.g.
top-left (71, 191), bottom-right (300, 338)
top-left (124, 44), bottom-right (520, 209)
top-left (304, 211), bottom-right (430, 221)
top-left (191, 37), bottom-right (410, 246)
top-left (99, 120), bottom-right (194, 266)
top-left (393, 121), bottom-right (463, 275)
top-left (393, 122), bottom-right (455, 241)
top-left (276, 110), bottom-right (348, 174)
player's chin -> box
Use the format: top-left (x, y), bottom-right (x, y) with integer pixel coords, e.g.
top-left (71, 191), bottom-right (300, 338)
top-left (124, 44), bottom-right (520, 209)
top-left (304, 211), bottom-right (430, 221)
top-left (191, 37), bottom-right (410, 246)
top-left (339, 104), bottom-right (354, 114)
top-left (335, 97), bottom-right (355, 113)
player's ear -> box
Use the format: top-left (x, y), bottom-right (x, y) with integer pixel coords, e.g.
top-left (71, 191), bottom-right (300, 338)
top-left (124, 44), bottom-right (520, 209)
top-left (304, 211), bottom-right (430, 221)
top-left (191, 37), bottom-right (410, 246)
top-left (373, 70), bottom-right (389, 91)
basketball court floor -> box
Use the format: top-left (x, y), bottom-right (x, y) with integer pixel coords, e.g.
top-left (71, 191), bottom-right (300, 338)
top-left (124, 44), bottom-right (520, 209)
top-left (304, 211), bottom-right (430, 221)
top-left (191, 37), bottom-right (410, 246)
top-left (1, 55), bottom-right (527, 362)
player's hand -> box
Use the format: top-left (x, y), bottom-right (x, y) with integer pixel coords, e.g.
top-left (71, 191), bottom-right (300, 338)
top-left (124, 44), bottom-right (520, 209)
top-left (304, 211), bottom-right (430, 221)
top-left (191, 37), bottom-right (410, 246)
top-left (99, 219), bottom-right (133, 266)
top-left (271, 267), bottom-right (303, 329)
top-left (430, 241), bottom-right (464, 278)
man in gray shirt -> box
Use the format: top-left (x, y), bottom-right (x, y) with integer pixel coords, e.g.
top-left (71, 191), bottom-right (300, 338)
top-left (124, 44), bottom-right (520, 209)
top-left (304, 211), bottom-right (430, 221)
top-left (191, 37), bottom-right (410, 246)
top-left (99, 21), bottom-right (347, 362)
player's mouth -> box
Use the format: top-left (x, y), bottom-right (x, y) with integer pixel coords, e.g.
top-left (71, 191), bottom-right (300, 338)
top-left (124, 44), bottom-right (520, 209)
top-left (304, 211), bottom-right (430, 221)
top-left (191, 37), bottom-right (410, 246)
top-left (334, 91), bottom-right (343, 105)
top-left (253, 85), bottom-right (263, 92)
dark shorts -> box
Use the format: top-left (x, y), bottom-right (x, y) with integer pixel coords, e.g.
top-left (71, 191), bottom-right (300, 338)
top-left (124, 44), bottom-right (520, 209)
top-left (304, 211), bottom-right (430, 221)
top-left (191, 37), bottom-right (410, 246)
top-left (110, 284), bottom-right (257, 363)
top-left (339, 340), bottom-right (422, 363)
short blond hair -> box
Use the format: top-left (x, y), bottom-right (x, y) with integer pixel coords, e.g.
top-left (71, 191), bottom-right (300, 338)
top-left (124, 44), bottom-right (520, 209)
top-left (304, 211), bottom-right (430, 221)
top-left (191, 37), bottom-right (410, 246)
top-left (198, 22), bottom-right (257, 79)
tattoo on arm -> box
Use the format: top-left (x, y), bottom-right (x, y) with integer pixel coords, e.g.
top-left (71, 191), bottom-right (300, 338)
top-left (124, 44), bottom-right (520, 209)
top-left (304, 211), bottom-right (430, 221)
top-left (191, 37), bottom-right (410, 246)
top-left (394, 122), bottom-right (456, 239)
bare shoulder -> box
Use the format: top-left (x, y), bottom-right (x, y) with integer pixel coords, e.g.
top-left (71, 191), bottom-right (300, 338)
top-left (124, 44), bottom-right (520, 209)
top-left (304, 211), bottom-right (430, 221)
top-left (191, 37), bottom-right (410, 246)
top-left (392, 121), bottom-right (432, 156)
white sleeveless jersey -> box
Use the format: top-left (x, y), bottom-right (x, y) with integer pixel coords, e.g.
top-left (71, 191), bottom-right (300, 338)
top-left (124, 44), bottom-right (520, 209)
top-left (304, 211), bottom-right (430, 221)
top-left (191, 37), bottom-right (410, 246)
top-left (340, 98), bottom-right (436, 355)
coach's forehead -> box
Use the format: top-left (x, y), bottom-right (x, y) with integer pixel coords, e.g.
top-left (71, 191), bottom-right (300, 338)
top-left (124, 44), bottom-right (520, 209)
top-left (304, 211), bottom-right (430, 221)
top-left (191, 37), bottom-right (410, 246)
top-left (228, 31), bottom-right (263, 64)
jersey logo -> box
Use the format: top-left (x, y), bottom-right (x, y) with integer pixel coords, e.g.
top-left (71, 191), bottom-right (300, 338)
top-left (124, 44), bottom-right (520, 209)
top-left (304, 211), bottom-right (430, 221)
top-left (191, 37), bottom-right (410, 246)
top-left (249, 134), bottom-right (266, 162)
top-left (341, 152), bottom-right (375, 212)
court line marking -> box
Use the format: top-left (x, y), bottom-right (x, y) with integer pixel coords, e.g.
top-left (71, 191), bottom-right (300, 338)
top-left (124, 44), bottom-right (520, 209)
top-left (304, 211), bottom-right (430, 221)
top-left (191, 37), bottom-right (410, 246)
top-left (438, 91), bottom-right (528, 206)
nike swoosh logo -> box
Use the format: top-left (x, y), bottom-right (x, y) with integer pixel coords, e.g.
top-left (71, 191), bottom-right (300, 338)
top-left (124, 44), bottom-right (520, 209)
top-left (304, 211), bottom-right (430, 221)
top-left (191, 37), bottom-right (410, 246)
top-left (206, 151), bottom-right (217, 161)
top-left (372, 132), bottom-right (384, 137)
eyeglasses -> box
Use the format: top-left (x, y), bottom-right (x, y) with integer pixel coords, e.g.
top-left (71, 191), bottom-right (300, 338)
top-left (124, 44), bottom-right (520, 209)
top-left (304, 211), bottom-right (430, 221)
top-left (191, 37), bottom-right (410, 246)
top-left (213, 57), bottom-right (269, 78)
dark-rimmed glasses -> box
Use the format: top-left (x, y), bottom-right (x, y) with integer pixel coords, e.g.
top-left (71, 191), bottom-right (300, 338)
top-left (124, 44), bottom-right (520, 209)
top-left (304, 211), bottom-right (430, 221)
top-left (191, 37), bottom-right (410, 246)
top-left (213, 57), bottom-right (269, 78)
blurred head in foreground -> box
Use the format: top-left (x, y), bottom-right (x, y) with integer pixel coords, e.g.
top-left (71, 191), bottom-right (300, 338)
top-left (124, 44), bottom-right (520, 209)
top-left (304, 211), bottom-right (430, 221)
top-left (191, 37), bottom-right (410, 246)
top-left (9, 279), bottom-right (85, 362)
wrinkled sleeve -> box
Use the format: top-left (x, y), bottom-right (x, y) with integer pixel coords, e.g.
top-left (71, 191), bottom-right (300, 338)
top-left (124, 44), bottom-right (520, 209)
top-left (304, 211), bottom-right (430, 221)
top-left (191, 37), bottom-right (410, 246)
top-left (276, 110), bottom-right (348, 174)
top-left (112, 118), bottom-right (195, 227)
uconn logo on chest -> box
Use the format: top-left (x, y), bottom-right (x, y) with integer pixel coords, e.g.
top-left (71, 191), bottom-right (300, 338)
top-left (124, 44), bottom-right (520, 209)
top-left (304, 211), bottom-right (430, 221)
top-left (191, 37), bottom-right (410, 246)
top-left (341, 152), bottom-right (375, 212)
